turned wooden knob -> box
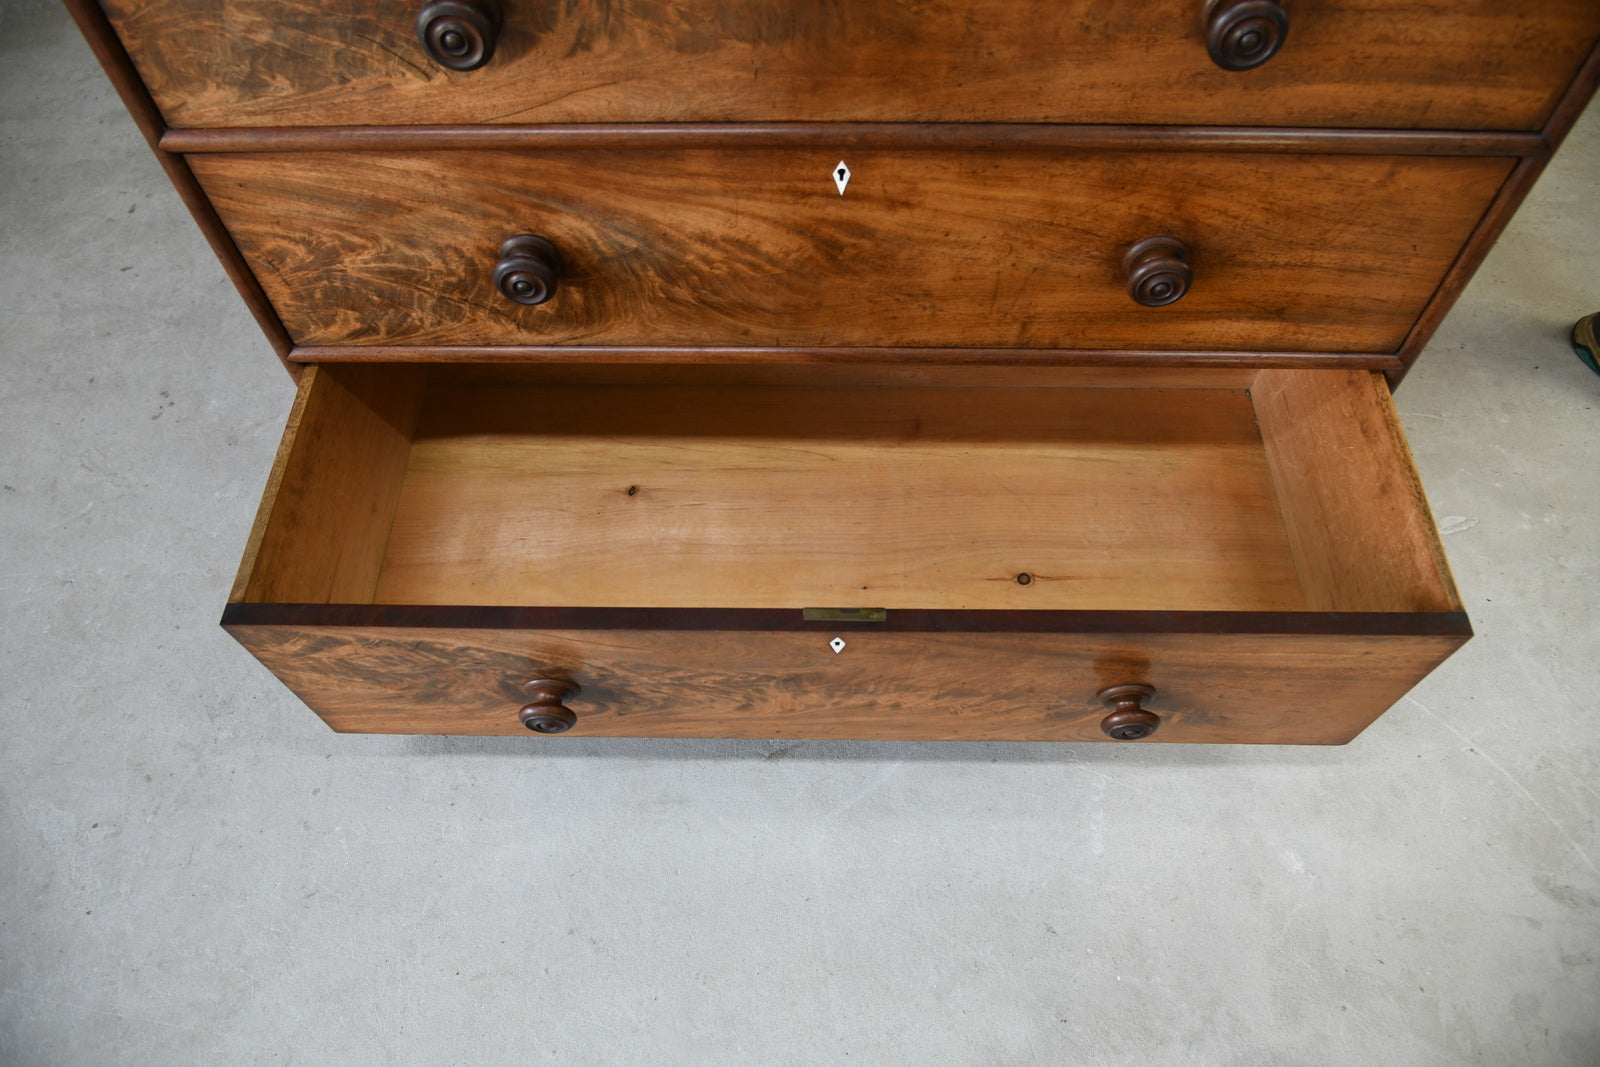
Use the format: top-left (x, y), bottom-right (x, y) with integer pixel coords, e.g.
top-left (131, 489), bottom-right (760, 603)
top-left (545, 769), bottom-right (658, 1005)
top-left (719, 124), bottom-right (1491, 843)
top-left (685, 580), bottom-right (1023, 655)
top-left (1123, 236), bottom-right (1192, 307)
top-left (494, 235), bottom-right (563, 306)
top-left (417, 0), bottom-right (501, 71)
top-left (519, 678), bottom-right (578, 733)
top-left (1203, 0), bottom-right (1288, 71)
top-left (1098, 684), bottom-right (1160, 740)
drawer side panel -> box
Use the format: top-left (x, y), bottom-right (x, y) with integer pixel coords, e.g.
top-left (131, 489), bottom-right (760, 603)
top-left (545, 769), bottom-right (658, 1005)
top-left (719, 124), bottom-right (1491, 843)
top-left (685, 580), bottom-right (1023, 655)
top-left (1253, 369), bottom-right (1462, 613)
top-left (234, 364), bottom-right (426, 603)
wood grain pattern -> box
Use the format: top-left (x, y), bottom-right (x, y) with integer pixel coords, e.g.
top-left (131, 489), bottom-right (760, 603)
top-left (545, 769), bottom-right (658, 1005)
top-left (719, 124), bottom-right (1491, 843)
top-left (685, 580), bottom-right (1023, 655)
top-left (104, 0), bottom-right (1600, 131)
top-left (1251, 368), bottom-right (1461, 613)
top-left (189, 149), bottom-right (1513, 352)
top-left (223, 623), bottom-right (1468, 744)
top-left (233, 363), bottom-right (425, 603)
top-left (369, 382), bottom-right (1304, 612)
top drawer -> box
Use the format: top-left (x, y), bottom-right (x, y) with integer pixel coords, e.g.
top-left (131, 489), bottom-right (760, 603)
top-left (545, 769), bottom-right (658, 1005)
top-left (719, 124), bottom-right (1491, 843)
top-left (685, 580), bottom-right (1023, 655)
top-left (104, 0), bottom-right (1600, 131)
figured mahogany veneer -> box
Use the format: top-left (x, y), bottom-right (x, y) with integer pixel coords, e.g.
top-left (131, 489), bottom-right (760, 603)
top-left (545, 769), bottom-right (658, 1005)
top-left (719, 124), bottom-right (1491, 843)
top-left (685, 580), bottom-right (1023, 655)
top-left (223, 363), bottom-right (1468, 743)
top-left (222, 622), bottom-right (1465, 744)
top-left (72, 1), bottom-right (1600, 743)
top-left (188, 149), bottom-right (1511, 352)
top-left (101, 0), bottom-right (1600, 131)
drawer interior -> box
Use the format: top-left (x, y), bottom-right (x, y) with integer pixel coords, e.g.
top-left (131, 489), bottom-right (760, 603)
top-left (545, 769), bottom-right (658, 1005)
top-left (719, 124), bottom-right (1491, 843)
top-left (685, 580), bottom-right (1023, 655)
top-left (231, 364), bottom-right (1460, 617)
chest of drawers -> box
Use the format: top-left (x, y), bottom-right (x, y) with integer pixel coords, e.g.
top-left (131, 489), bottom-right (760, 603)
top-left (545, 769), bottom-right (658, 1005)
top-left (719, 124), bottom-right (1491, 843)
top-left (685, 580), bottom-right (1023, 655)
top-left (70, 0), bottom-right (1600, 743)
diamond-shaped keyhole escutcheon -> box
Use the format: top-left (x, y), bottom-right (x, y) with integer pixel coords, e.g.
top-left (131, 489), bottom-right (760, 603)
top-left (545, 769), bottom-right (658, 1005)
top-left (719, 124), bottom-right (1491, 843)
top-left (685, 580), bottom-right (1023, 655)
top-left (830, 637), bottom-right (846, 654)
top-left (833, 161), bottom-right (850, 196)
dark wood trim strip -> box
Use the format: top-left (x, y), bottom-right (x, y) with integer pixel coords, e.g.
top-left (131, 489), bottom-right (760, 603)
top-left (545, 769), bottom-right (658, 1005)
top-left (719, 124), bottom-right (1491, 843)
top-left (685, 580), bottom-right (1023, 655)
top-left (289, 345), bottom-right (1404, 370)
top-left (1391, 37), bottom-right (1600, 386)
top-left (62, 0), bottom-right (166, 143)
top-left (1540, 34), bottom-right (1600, 151)
top-left (62, 0), bottom-right (298, 377)
top-left (1388, 154), bottom-right (1546, 386)
top-left (221, 603), bottom-right (1474, 638)
top-left (160, 123), bottom-right (1544, 158)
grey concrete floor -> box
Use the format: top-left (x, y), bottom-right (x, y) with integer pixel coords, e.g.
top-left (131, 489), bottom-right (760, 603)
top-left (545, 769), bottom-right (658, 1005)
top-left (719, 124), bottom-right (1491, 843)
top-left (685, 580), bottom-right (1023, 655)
top-left (3, 2), bottom-right (1598, 1063)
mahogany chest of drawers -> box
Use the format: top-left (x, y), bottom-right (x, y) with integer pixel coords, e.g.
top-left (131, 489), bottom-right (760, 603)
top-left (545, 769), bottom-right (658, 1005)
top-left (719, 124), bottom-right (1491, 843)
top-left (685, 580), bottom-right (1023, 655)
top-left (71, 0), bottom-right (1600, 743)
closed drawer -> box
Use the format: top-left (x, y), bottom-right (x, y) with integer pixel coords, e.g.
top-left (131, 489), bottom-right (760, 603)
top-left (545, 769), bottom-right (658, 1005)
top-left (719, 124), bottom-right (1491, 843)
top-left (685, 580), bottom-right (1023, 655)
top-left (105, 0), bottom-right (1600, 131)
top-left (188, 149), bottom-right (1512, 352)
top-left (223, 363), bottom-right (1470, 743)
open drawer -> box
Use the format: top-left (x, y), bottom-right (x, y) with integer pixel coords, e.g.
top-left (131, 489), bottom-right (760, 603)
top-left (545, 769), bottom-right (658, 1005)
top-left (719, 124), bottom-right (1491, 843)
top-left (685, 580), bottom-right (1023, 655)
top-left (222, 363), bottom-right (1469, 744)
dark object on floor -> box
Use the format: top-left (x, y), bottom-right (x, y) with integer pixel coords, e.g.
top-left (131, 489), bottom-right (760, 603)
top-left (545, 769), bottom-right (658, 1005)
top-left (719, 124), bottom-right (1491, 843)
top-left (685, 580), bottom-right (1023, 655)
top-left (1574, 313), bottom-right (1600, 375)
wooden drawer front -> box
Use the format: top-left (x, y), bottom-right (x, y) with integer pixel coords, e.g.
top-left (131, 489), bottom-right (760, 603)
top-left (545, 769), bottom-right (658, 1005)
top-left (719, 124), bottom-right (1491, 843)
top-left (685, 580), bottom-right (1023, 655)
top-left (223, 363), bottom-right (1470, 744)
top-left (105, 0), bottom-right (1600, 131)
top-left (223, 620), bottom-right (1466, 745)
top-left (191, 150), bottom-right (1512, 352)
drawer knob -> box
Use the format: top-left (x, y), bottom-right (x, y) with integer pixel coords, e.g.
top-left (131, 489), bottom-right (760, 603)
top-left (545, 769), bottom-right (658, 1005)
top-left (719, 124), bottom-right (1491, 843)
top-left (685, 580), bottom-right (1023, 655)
top-left (1123, 236), bottom-right (1192, 307)
top-left (494, 235), bottom-right (563, 306)
top-left (417, 0), bottom-right (501, 72)
top-left (519, 678), bottom-right (579, 734)
top-left (1098, 684), bottom-right (1160, 740)
top-left (1203, 0), bottom-right (1289, 72)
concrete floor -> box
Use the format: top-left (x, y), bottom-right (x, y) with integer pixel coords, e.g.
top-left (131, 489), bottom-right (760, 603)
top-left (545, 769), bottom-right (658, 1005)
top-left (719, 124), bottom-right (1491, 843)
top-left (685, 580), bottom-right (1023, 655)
top-left (3, 2), bottom-right (1598, 1062)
